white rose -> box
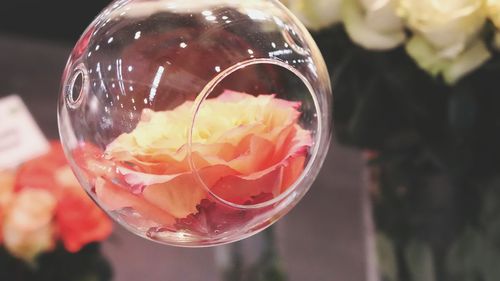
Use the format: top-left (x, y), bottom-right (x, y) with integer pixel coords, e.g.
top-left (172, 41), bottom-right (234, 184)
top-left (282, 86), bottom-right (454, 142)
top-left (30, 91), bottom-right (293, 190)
top-left (407, 35), bottom-right (491, 84)
top-left (399, 0), bottom-right (487, 58)
top-left (399, 0), bottom-right (490, 83)
top-left (487, 0), bottom-right (500, 49)
top-left (282, 0), bottom-right (342, 30)
top-left (3, 189), bottom-right (56, 262)
top-left (342, 0), bottom-right (406, 50)
top-left (488, 0), bottom-right (500, 28)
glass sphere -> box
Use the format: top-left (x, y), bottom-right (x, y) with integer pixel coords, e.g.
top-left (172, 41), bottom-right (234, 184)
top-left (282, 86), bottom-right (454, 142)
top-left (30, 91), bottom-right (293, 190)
top-left (58, 0), bottom-right (332, 247)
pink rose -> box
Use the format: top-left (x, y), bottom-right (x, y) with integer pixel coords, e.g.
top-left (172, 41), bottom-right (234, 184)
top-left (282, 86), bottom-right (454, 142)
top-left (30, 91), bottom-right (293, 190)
top-left (96, 90), bottom-right (312, 225)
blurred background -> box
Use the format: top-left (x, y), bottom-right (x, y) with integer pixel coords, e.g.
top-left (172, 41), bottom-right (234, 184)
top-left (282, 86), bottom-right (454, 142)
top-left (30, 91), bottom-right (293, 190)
top-left (0, 1), bottom-right (368, 281)
top-left (4, 0), bottom-right (499, 280)
top-left (0, 1), bottom-right (107, 42)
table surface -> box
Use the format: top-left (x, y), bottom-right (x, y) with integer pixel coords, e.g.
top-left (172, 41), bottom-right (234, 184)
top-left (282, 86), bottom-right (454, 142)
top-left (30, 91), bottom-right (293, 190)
top-left (0, 34), bottom-right (368, 281)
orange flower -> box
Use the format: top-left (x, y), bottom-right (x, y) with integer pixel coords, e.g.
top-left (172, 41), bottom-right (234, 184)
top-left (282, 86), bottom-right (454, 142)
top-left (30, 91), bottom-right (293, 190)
top-left (3, 189), bottom-right (56, 262)
top-left (98, 91), bottom-right (312, 223)
top-left (55, 187), bottom-right (112, 253)
top-left (13, 142), bottom-right (112, 254)
top-left (0, 171), bottom-right (15, 243)
top-left (14, 141), bottom-right (68, 196)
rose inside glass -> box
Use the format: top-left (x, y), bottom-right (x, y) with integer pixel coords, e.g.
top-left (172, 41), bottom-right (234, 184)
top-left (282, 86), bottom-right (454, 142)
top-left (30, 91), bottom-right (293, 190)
top-left (74, 90), bottom-right (311, 243)
top-left (59, 0), bottom-right (332, 246)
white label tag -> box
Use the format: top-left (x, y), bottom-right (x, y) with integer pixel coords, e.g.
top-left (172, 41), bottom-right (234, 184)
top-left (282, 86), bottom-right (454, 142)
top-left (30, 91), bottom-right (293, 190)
top-left (0, 95), bottom-right (50, 169)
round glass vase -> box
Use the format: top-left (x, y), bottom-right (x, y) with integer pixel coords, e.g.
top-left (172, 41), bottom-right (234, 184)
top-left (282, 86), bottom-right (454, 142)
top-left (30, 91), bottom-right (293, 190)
top-left (58, 0), bottom-right (332, 247)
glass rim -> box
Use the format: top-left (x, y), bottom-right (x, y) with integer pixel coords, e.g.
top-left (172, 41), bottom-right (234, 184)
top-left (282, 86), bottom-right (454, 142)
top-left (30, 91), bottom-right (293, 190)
top-left (188, 57), bottom-right (327, 210)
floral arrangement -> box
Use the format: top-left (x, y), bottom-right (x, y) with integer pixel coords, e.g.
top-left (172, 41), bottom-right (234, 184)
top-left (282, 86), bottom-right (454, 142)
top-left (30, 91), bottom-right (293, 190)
top-left (284, 0), bottom-right (500, 84)
top-left (0, 142), bottom-right (112, 266)
top-left (83, 90), bottom-right (311, 237)
top-left (281, 1), bottom-right (500, 280)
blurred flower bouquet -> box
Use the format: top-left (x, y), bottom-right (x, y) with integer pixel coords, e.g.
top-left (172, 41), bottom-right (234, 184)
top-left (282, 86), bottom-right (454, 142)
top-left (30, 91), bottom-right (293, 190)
top-left (0, 142), bottom-right (112, 281)
top-left (283, 0), bottom-right (500, 280)
top-left (285, 0), bottom-right (500, 83)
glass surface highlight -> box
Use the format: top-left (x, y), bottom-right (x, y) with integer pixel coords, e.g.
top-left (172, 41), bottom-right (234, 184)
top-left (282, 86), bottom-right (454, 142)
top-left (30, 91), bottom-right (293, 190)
top-left (58, 0), bottom-right (332, 247)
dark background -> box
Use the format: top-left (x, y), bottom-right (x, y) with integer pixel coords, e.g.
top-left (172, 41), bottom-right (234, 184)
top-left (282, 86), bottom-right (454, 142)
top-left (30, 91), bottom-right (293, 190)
top-left (0, 1), bottom-right (111, 42)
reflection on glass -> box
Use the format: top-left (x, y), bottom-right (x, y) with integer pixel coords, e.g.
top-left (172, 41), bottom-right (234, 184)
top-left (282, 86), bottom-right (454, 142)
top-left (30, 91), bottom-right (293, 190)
top-left (58, 0), bottom-right (331, 247)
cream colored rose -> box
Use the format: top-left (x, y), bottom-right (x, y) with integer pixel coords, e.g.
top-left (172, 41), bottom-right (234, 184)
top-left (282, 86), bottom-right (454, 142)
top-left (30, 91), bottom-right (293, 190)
top-left (3, 189), bottom-right (56, 262)
top-left (399, 0), bottom-right (487, 58)
top-left (398, 0), bottom-right (490, 83)
top-left (488, 0), bottom-right (500, 27)
top-left (281, 0), bottom-right (342, 30)
top-left (406, 35), bottom-right (491, 84)
top-left (342, 0), bottom-right (406, 50)
top-left (487, 0), bottom-right (500, 49)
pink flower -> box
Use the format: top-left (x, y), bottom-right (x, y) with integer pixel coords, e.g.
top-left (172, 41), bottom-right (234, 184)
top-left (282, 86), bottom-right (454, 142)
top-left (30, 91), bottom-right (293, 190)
top-left (98, 90), bottom-right (312, 224)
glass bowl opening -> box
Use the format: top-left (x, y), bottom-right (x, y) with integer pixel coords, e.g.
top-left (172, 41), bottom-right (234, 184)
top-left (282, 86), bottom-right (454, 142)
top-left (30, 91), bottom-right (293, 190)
top-left (189, 59), bottom-right (322, 209)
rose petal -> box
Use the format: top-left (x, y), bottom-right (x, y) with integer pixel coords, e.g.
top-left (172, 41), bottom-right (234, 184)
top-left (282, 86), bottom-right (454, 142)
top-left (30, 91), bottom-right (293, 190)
top-left (116, 144), bottom-right (238, 186)
top-left (217, 90), bottom-right (302, 128)
top-left (143, 165), bottom-right (238, 218)
top-left (142, 175), bottom-right (205, 219)
top-left (118, 167), bottom-right (187, 187)
top-left (210, 126), bottom-right (310, 204)
top-left (211, 165), bottom-right (284, 204)
top-left (273, 125), bottom-right (312, 163)
top-left (111, 142), bottom-right (237, 175)
top-left (281, 155), bottom-right (307, 193)
top-left (102, 91), bottom-right (313, 210)
top-left (218, 90), bottom-right (301, 111)
top-left (95, 178), bottom-right (175, 226)
top-left (228, 134), bottom-right (275, 174)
